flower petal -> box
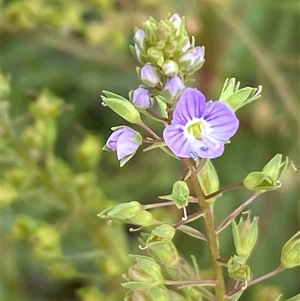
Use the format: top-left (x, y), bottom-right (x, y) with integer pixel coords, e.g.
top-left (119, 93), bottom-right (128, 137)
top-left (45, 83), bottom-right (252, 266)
top-left (116, 131), bottom-right (139, 160)
top-left (163, 124), bottom-right (192, 157)
top-left (192, 136), bottom-right (225, 159)
top-left (106, 129), bottom-right (124, 150)
top-left (172, 88), bottom-right (206, 125)
top-left (203, 101), bottom-right (239, 141)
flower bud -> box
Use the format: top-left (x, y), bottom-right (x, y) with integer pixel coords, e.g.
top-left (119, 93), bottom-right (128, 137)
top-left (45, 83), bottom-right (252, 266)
top-left (101, 91), bottom-right (141, 124)
top-left (172, 180), bottom-right (189, 209)
top-left (128, 210), bottom-right (155, 227)
top-left (103, 126), bottom-right (142, 166)
top-left (104, 201), bottom-right (142, 220)
top-left (162, 75), bottom-right (184, 103)
top-left (179, 46), bottom-right (205, 74)
top-left (228, 255), bottom-right (251, 282)
top-left (281, 231), bottom-right (300, 268)
top-left (134, 28), bottom-right (146, 52)
top-left (232, 214), bottom-right (258, 259)
top-left (131, 87), bottom-right (152, 109)
top-left (139, 65), bottom-right (160, 87)
top-left (161, 60), bottom-right (178, 76)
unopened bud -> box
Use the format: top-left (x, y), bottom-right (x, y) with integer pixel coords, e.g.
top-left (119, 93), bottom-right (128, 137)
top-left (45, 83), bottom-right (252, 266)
top-left (139, 65), bottom-right (160, 87)
top-left (131, 87), bottom-right (152, 109)
top-left (162, 75), bottom-right (184, 103)
top-left (179, 46), bottom-right (205, 74)
top-left (105, 201), bottom-right (142, 220)
top-left (161, 60), bottom-right (178, 76)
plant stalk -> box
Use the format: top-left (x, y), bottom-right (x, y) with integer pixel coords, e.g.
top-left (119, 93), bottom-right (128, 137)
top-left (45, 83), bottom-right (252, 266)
top-left (182, 158), bottom-right (226, 301)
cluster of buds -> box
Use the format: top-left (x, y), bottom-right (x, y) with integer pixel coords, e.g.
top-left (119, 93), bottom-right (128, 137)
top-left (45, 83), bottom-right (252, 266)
top-left (132, 14), bottom-right (205, 77)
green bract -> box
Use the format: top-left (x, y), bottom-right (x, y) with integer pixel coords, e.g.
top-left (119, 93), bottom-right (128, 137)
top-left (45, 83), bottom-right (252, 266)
top-left (281, 231), bottom-right (300, 268)
top-left (232, 214), bottom-right (258, 259)
top-left (198, 160), bottom-right (219, 203)
top-left (219, 78), bottom-right (262, 111)
top-left (243, 154), bottom-right (291, 192)
top-left (101, 91), bottom-right (141, 124)
top-left (171, 180), bottom-right (189, 209)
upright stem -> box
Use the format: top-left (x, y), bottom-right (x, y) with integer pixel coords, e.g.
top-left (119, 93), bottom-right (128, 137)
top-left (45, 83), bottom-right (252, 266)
top-left (182, 158), bottom-right (226, 301)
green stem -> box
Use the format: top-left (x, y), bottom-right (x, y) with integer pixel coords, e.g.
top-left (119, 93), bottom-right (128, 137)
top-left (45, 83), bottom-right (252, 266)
top-left (205, 182), bottom-right (244, 200)
top-left (182, 158), bottom-right (226, 301)
top-left (216, 192), bottom-right (260, 233)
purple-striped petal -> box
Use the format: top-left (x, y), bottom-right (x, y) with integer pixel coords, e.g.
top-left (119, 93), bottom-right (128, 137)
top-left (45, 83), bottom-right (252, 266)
top-left (172, 88), bottom-right (206, 124)
top-left (192, 136), bottom-right (225, 159)
top-left (203, 101), bottom-right (239, 141)
top-left (163, 124), bottom-right (192, 157)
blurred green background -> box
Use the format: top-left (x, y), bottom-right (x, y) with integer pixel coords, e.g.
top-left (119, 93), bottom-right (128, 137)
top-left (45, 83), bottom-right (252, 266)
top-left (1, 0), bottom-right (299, 300)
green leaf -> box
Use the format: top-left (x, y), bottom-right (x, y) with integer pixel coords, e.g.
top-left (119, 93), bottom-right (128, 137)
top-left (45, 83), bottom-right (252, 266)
top-left (101, 91), bottom-right (141, 124)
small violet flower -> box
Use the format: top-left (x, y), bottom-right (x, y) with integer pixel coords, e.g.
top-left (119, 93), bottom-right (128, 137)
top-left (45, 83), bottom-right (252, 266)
top-left (132, 87), bottom-right (152, 109)
top-left (140, 65), bottom-right (160, 87)
top-left (163, 75), bottom-right (185, 102)
top-left (163, 88), bottom-right (239, 159)
top-left (106, 127), bottom-right (142, 162)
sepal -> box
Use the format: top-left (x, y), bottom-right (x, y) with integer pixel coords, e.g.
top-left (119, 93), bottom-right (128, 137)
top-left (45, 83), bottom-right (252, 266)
top-left (219, 78), bottom-right (262, 111)
top-left (101, 91), bottom-right (141, 124)
top-left (243, 154), bottom-right (291, 192)
top-left (281, 231), bottom-right (300, 268)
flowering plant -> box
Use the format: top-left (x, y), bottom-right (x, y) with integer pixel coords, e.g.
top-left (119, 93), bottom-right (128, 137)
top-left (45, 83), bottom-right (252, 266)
top-left (99, 14), bottom-right (299, 301)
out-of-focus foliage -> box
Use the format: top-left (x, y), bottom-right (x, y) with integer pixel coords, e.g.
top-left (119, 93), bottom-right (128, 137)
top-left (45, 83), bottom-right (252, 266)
top-left (1, 0), bottom-right (299, 300)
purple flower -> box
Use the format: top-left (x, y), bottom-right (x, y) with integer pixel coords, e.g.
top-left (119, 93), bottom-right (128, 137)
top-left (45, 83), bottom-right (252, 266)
top-left (140, 65), bottom-right (160, 87)
top-left (163, 75), bottom-right (185, 102)
top-left (106, 127), bottom-right (142, 162)
top-left (163, 88), bottom-right (239, 159)
top-left (132, 87), bottom-right (152, 109)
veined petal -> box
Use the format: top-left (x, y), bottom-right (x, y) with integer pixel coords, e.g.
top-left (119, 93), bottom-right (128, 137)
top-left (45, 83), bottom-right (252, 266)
top-left (192, 137), bottom-right (224, 159)
top-left (203, 101), bottom-right (239, 141)
top-left (172, 88), bottom-right (206, 124)
top-left (116, 132), bottom-right (139, 160)
top-left (163, 124), bottom-right (192, 157)
top-left (106, 130), bottom-right (123, 150)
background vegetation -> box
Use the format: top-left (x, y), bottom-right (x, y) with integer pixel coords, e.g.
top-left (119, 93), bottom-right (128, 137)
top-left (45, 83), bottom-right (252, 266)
top-left (2, 0), bottom-right (299, 300)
